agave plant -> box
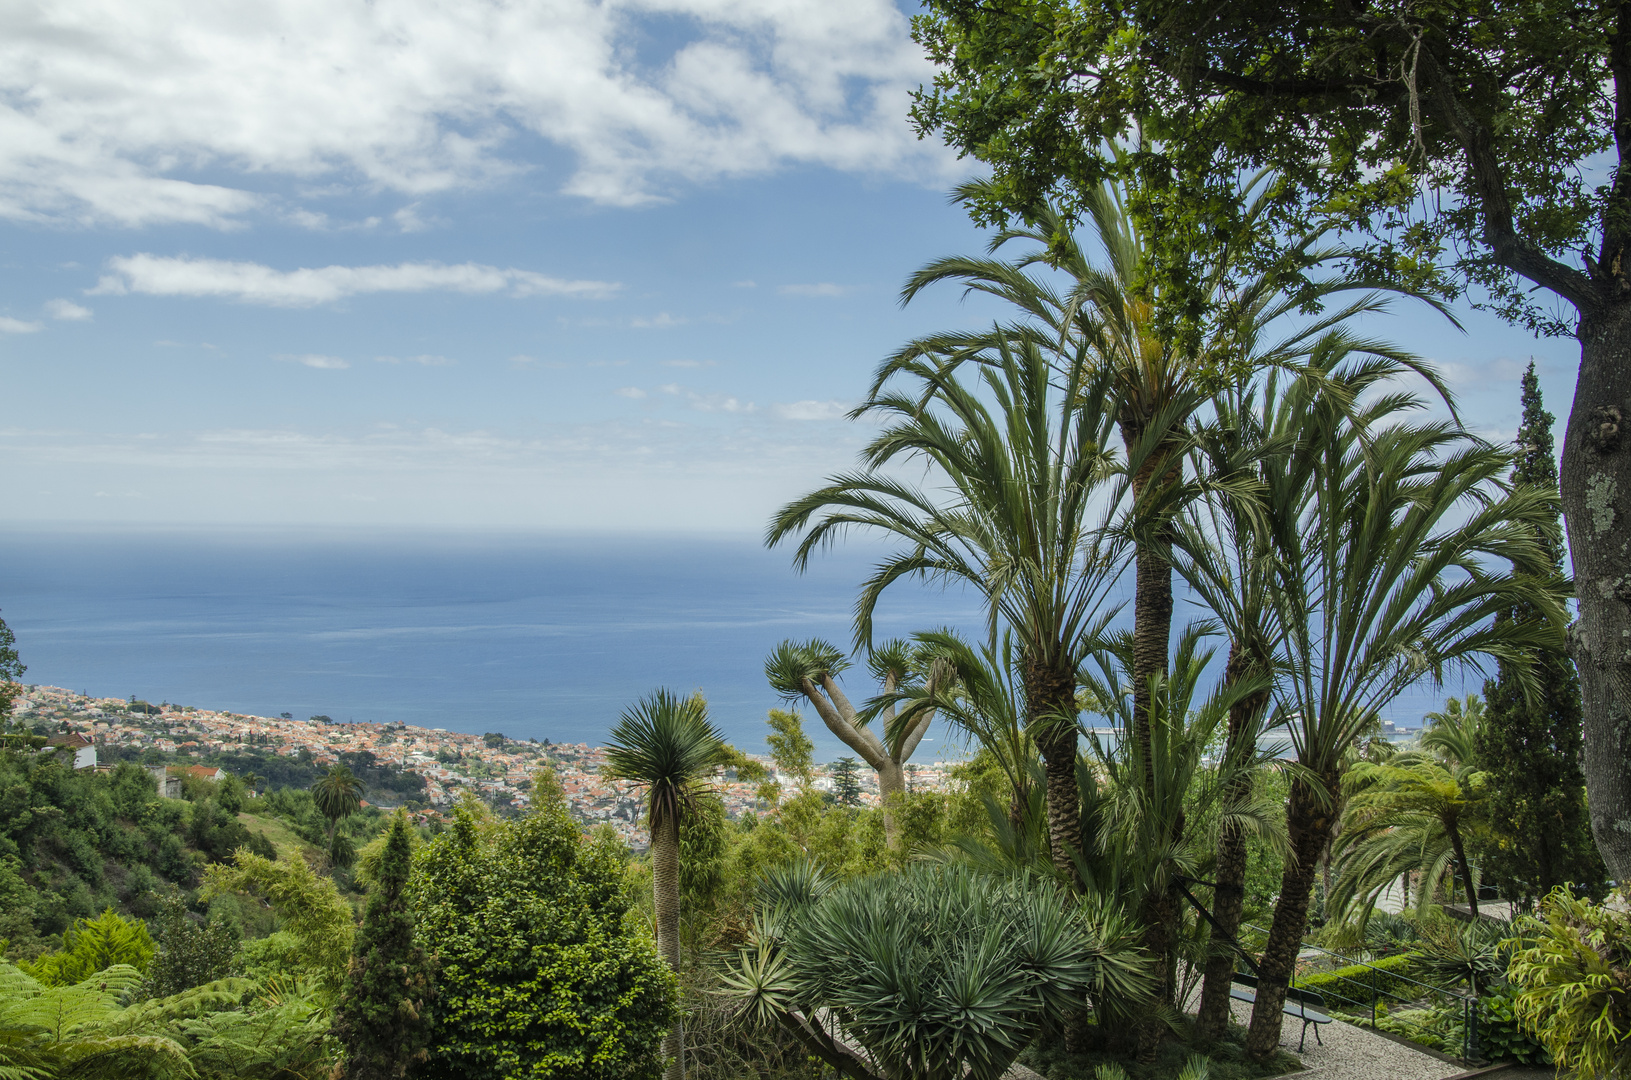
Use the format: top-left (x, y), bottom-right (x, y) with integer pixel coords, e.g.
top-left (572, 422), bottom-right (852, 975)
top-left (721, 863), bottom-right (1152, 1080)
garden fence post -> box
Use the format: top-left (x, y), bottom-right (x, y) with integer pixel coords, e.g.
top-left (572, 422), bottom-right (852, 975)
top-left (1466, 986), bottom-right (1480, 1063)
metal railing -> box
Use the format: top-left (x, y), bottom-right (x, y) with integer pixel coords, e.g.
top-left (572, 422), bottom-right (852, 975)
top-left (1241, 925), bottom-right (1479, 1063)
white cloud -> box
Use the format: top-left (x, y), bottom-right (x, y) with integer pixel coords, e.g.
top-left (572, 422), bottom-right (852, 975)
top-left (281, 353), bottom-right (350, 369)
top-left (45, 299), bottom-right (93, 320)
top-left (0, 0), bottom-right (955, 226)
top-left (376, 354), bottom-right (456, 366)
top-left (0, 316), bottom-right (42, 333)
top-left (631, 312), bottom-right (686, 329)
top-left (778, 282), bottom-right (849, 297)
top-left (615, 386), bottom-right (647, 399)
top-left (90, 255), bottom-right (620, 306)
top-left (775, 399), bottom-right (849, 421)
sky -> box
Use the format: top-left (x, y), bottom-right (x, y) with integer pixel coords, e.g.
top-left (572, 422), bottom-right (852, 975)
top-left (0, 0), bottom-right (1586, 536)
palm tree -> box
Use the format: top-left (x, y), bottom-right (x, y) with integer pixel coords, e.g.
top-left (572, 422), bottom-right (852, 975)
top-left (1331, 696), bottom-right (1491, 922)
top-left (769, 338), bottom-right (1127, 884)
top-left (1242, 361), bottom-right (1567, 1059)
top-left (764, 637), bottom-right (939, 850)
top-left (1175, 345), bottom-right (1421, 1034)
top-left (312, 765), bottom-right (364, 848)
top-left (886, 173), bottom-right (1442, 772)
top-left (1077, 622), bottom-right (1284, 1021)
top-left (602, 689), bottom-right (730, 1080)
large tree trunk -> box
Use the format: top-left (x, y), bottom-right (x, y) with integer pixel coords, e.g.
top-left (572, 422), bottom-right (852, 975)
top-left (1560, 299), bottom-right (1631, 882)
top-left (875, 758), bottom-right (905, 850)
top-left (1197, 644), bottom-right (1270, 1040)
top-left (1024, 659), bottom-right (1082, 886)
top-left (653, 816), bottom-right (684, 1080)
top-left (1246, 773), bottom-right (1336, 1061)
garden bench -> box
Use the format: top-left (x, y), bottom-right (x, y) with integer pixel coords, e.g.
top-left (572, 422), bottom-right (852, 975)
top-left (1229, 972), bottom-right (1332, 1052)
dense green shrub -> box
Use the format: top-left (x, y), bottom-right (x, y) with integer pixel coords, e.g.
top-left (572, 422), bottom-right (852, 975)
top-left (1477, 983), bottom-right (1551, 1066)
top-left (1508, 887), bottom-right (1631, 1077)
top-left (20, 908), bottom-right (155, 986)
top-left (141, 891), bottom-right (239, 998)
top-left (411, 795), bottom-right (674, 1080)
top-left (1294, 952), bottom-right (1420, 1006)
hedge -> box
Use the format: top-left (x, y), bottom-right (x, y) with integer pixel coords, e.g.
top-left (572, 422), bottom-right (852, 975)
top-left (1294, 952), bottom-right (1421, 1005)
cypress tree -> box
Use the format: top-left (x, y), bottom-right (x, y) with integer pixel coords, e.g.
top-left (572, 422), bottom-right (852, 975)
top-left (1475, 362), bottom-right (1605, 903)
top-left (831, 757), bottom-right (863, 806)
top-left (333, 812), bottom-right (436, 1080)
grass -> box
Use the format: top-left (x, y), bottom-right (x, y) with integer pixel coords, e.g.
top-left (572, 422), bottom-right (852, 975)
top-left (1020, 1019), bottom-right (1304, 1080)
top-left (237, 811), bottom-right (318, 860)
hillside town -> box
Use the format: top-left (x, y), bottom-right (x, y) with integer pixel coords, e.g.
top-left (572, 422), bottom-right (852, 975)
top-left (9, 684), bottom-right (957, 848)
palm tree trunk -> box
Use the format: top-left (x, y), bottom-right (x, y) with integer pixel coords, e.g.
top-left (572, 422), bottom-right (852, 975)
top-left (653, 815), bottom-right (684, 1080)
top-left (1130, 536), bottom-right (1174, 766)
top-left (1246, 773), bottom-right (1336, 1061)
top-left (1024, 658), bottom-right (1081, 887)
top-left (1448, 819), bottom-right (1479, 920)
top-left (1197, 645), bottom-right (1270, 1040)
top-left (1127, 446), bottom-right (1177, 1054)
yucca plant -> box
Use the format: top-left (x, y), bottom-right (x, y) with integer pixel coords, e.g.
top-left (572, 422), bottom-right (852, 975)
top-left (603, 689), bottom-right (731, 1080)
top-left (721, 863), bottom-right (1153, 1080)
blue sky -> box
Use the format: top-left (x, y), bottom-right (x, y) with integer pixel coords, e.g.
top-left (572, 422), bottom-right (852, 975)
top-left (0, 0), bottom-right (1583, 535)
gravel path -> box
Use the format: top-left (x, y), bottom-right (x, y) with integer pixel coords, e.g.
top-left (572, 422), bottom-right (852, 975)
top-left (1221, 998), bottom-right (1453, 1080)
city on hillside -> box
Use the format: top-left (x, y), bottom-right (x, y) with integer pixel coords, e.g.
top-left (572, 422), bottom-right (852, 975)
top-left (9, 683), bottom-right (959, 848)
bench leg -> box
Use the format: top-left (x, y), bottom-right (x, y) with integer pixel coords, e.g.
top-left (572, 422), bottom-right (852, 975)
top-left (1298, 1021), bottom-right (1309, 1053)
top-left (1314, 1023), bottom-right (1323, 1047)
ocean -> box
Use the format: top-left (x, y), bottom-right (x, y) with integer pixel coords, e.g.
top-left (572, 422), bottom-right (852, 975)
top-left (0, 529), bottom-right (988, 762)
top-left (0, 528), bottom-right (1473, 760)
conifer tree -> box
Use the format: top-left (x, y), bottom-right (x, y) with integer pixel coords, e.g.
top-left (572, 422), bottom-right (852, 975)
top-left (831, 757), bottom-right (862, 807)
top-left (333, 812), bottom-right (435, 1080)
top-left (1476, 363), bottom-right (1605, 902)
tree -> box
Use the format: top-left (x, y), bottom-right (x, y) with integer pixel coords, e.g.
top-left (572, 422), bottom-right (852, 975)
top-left (201, 848), bottom-right (354, 994)
top-left (20, 908), bottom-right (155, 987)
top-left (763, 708), bottom-right (815, 797)
top-left (765, 640), bottom-right (936, 848)
top-left (334, 812), bottom-right (435, 1080)
top-left (602, 689), bottom-right (730, 1080)
top-left (0, 610), bottom-right (23, 719)
top-left (1477, 363), bottom-right (1604, 902)
top-left (1077, 621), bottom-right (1283, 1029)
top-left (1245, 361), bottom-right (1565, 1058)
top-left (141, 891), bottom-right (238, 999)
top-left (909, 0), bottom-right (1631, 882)
top-left (770, 324), bottom-right (1127, 885)
top-left (830, 758), bottom-right (862, 807)
top-left (1173, 367), bottom-right (1305, 1038)
top-left (411, 795), bottom-right (673, 1080)
top-left (1332, 697), bottom-right (1493, 922)
top-left (312, 764), bottom-right (364, 848)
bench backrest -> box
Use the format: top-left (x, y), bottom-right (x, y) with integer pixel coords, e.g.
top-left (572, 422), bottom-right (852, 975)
top-left (1231, 972), bottom-right (1327, 1011)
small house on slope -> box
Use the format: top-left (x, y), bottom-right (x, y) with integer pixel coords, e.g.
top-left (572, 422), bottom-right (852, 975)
top-left (46, 732), bottom-right (96, 770)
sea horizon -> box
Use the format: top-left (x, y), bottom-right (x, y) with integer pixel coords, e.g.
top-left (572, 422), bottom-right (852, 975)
top-left (0, 526), bottom-right (1475, 761)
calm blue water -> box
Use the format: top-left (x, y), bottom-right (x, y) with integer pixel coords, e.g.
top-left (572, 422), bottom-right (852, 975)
top-left (0, 529), bottom-right (988, 762)
top-left (0, 529), bottom-right (1472, 759)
